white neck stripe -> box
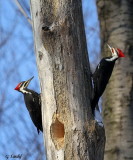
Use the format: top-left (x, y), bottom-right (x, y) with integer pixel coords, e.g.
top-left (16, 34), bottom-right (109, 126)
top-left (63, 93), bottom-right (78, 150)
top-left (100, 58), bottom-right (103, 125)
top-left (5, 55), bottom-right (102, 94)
top-left (105, 55), bottom-right (118, 62)
top-left (19, 87), bottom-right (31, 94)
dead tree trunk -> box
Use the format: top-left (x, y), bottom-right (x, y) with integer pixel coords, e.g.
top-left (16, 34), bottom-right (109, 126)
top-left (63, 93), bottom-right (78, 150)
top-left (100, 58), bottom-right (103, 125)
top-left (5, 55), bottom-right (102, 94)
top-left (97, 0), bottom-right (133, 160)
top-left (30, 0), bottom-right (105, 159)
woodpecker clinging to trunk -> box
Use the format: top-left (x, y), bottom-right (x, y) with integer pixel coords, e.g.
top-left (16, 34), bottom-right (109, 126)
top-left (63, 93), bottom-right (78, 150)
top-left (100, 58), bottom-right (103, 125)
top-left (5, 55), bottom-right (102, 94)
top-left (14, 77), bottom-right (43, 134)
top-left (91, 44), bottom-right (125, 116)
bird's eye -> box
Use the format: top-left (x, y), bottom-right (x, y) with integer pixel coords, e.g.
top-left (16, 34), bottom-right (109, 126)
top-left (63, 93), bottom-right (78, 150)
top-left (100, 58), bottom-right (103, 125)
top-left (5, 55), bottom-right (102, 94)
top-left (23, 82), bottom-right (28, 87)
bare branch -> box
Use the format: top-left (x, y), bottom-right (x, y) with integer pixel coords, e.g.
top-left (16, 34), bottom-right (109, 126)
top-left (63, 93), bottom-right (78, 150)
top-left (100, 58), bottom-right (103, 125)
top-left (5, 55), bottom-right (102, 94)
top-left (13, 0), bottom-right (32, 25)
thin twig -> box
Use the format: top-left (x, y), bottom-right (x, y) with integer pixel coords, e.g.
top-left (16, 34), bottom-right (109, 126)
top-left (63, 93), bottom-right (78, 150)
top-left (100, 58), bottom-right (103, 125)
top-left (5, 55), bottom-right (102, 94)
top-left (14, 0), bottom-right (32, 25)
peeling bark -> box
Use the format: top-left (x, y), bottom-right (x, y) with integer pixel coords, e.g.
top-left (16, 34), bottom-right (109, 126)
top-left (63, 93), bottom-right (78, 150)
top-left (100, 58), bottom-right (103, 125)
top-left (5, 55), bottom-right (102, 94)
top-left (30, 0), bottom-right (105, 159)
top-left (97, 0), bottom-right (133, 160)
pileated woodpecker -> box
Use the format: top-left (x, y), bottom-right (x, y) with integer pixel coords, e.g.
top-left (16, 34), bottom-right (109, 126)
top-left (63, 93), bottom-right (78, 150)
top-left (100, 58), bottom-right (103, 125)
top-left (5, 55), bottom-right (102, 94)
top-left (14, 77), bottom-right (43, 134)
top-left (91, 44), bottom-right (125, 115)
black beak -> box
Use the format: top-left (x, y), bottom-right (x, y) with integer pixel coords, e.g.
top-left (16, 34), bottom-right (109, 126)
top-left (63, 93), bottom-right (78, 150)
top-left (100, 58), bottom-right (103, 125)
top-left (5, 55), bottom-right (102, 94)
top-left (25, 76), bottom-right (34, 88)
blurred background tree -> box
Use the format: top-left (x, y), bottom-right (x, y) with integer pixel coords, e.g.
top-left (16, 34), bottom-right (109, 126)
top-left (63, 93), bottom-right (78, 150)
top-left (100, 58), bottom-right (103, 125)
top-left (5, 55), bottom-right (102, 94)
top-left (97, 0), bottom-right (133, 160)
top-left (0, 0), bottom-right (100, 159)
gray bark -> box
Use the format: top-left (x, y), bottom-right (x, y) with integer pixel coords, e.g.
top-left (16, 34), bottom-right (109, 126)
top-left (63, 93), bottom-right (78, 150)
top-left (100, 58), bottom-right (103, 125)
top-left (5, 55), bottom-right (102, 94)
top-left (97, 0), bottom-right (133, 160)
top-left (30, 0), bottom-right (105, 159)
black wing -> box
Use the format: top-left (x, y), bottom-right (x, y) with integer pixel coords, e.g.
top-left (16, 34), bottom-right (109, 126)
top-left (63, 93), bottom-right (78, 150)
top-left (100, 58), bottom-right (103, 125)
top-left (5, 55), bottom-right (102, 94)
top-left (91, 59), bottom-right (115, 114)
top-left (24, 90), bottom-right (43, 133)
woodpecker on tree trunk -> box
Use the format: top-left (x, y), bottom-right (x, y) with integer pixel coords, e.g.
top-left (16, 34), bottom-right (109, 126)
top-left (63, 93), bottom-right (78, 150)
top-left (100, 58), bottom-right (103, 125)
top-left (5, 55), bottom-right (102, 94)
top-left (14, 77), bottom-right (43, 134)
top-left (91, 44), bottom-right (125, 123)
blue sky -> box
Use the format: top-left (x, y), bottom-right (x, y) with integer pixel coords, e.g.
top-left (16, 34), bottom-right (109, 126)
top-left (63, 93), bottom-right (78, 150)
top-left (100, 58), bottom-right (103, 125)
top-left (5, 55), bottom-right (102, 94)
top-left (0, 0), bottom-right (44, 159)
top-left (0, 0), bottom-right (100, 159)
top-left (82, 0), bottom-right (101, 71)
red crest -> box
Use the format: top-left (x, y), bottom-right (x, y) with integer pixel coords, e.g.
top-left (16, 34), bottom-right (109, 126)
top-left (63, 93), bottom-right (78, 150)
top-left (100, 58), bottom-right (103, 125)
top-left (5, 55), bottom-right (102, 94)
top-left (117, 48), bottom-right (125, 57)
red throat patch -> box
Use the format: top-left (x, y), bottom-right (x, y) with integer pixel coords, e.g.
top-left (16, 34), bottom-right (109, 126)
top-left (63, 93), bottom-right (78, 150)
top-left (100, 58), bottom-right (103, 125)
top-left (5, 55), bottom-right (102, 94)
top-left (117, 48), bottom-right (125, 57)
top-left (14, 83), bottom-right (21, 90)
